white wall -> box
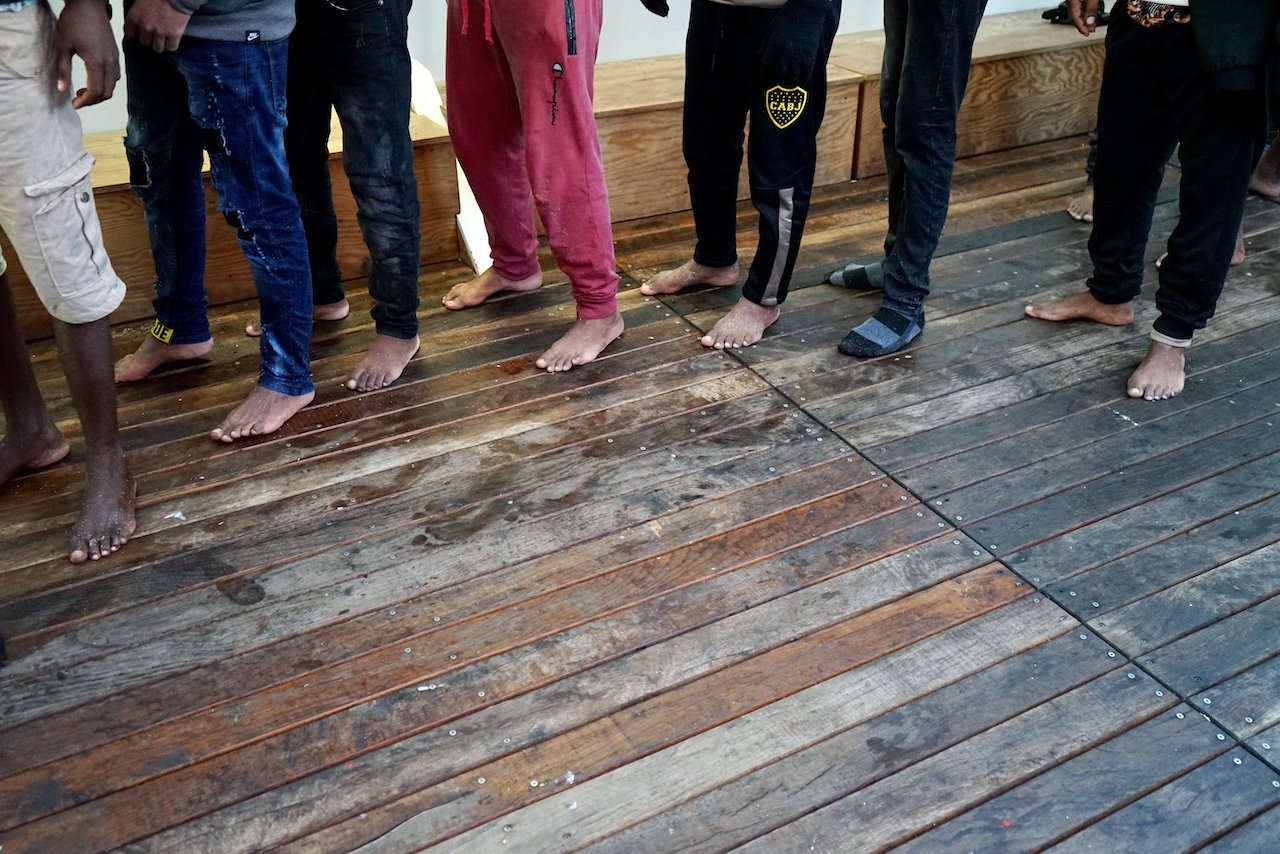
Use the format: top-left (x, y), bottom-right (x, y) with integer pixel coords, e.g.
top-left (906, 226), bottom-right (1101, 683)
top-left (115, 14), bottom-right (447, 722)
top-left (74, 0), bottom-right (1052, 135)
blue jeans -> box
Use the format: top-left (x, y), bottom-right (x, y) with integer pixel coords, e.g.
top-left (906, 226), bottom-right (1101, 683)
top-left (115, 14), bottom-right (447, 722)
top-left (124, 34), bottom-right (314, 397)
top-left (878, 0), bottom-right (988, 315)
top-left (286, 0), bottom-right (421, 339)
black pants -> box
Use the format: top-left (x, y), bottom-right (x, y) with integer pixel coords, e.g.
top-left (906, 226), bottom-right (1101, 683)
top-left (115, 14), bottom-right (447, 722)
top-left (286, 0), bottom-right (422, 339)
top-left (1089, 12), bottom-right (1264, 341)
top-left (683, 0), bottom-right (840, 307)
top-left (878, 0), bottom-right (988, 315)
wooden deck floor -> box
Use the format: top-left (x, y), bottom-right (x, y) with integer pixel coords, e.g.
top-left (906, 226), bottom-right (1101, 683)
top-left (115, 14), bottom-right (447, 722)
top-left (2, 137), bottom-right (1279, 852)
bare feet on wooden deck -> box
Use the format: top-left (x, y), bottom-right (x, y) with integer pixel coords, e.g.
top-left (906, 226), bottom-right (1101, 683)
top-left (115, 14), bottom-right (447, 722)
top-left (69, 453), bottom-right (136, 564)
top-left (210, 385), bottom-right (315, 443)
top-left (1127, 341), bottom-right (1185, 401)
top-left (0, 426), bottom-right (69, 487)
top-left (246, 299), bottom-right (350, 337)
top-left (535, 311), bottom-right (624, 372)
top-left (442, 268), bottom-right (542, 310)
top-left (115, 336), bottom-right (213, 383)
top-left (1066, 184), bottom-right (1094, 222)
top-left (346, 334), bottom-right (420, 391)
top-left (639, 260), bottom-right (738, 296)
top-left (701, 298), bottom-right (780, 349)
top-left (1024, 292), bottom-right (1134, 325)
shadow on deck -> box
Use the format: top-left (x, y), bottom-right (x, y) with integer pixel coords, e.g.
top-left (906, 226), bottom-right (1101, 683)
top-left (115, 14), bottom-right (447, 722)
top-left (2, 137), bottom-right (1278, 852)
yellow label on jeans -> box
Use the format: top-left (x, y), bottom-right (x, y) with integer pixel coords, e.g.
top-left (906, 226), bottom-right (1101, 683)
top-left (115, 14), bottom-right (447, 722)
top-left (150, 319), bottom-right (174, 343)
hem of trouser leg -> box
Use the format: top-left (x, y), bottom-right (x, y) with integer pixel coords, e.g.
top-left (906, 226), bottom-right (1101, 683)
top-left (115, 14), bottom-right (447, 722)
top-left (494, 261), bottom-right (542, 282)
top-left (1087, 284), bottom-right (1139, 306)
top-left (693, 249), bottom-right (738, 269)
top-left (372, 323), bottom-right (420, 340)
top-left (152, 318), bottom-right (214, 347)
top-left (576, 298), bottom-right (619, 321)
top-left (257, 374), bottom-right (316, 397)
top-left (1152, 316), bottom-right (1195, 345)
top-left (1150, 329), bottom-right (1191, 349)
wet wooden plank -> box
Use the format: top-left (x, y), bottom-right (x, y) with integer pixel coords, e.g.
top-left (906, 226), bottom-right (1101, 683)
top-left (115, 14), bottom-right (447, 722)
top-left (1191, 656), bottom-right (1280, 742)
top-left (1200, 803), bottom-right (1280, 854)
top-left (1144, 595), bottom-right (1280, 698)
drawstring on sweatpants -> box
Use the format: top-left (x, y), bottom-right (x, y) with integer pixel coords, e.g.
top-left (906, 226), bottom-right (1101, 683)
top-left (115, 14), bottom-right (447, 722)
top-left (459, 0), bottom-right (494, 43)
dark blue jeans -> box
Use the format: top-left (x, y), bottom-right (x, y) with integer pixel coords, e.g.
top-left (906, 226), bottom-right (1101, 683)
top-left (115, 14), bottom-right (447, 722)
top-left (286, 0), bottom-right (421, 340)
top-left (124, 34), bottom-right (314, 397)
top-left (878, 0), bottom-right (988, 315)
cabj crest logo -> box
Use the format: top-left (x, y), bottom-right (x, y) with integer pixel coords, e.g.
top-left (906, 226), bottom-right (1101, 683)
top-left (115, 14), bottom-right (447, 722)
top-left (766, 86), bottom-right (808, 130)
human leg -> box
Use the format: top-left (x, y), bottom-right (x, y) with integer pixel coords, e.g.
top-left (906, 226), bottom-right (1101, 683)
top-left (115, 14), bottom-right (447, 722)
top-left (115, 36), bottom-right (215, 382)
top-left (316, 0), bottom-right (422, 389)
top-left (642, 1), bottom-right (747, 298)
top-left (442, 0), bottom-right (543, 311)
top-left (172, 36), bottom-right (315, 439)
top-left (487, 0), bottom-right (622, 370)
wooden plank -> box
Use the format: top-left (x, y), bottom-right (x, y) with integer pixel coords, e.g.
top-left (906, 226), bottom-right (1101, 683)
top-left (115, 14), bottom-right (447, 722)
top-left (0, 397), bottom-right (840, 718)
top-left (1141, 594), bottom-right (1280, 698)
top-left (1246, 724), bottom-right (1279, 774)
top-left (6, 544), bottom-right (1002, 851)
top-left (0, 474), bottom-right (912, 828)
top-left (282, 564), bottom-right (1021, 854)
top-left (0, 452), bottom-right (870, 779)
top-left (717, 667), bottom-right (1175, 853)
top-left (1089, 547), bottom-right (1280, 657)
top-left (1200, 804), bottom-right (1280, 854)
top-left (1006, 452), bottom-right (1280, 590)
top-left (1191, 656), bottom-right (1280, 742)
top-left (967, 417), bottom-right (1280, 559)
top-left (581, 616), bottom-right (1106, 854)
top-left (1041, 750), bottom-right (1280, 853)
top-left (894, 707), bottom-right (1232, 853)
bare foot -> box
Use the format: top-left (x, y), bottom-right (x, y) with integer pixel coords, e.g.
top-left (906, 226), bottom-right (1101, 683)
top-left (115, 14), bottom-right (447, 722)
top-left (1025, 292), bottom-right (1134, 325)
top-left (1249, 142), bottom-right (1280, 198)
top-left (115, 335), bottom-right (213, 383)
top-left (1067, 184), bottom-right (1094, 222)
top-left (0, 426), bottom-right (69, 486)
top-left (1156, 228), bottom-right (1245, 270)
top-left (1127, 341), bottom-right (1185, 401)
top-left (701, 298), bottom-right (781, 349)
top-left (210, 385), bottom-right (315, 443)
top-left (69, 453), bottom-right (136, 564)
top-left (346, 334), bottom-right (420, 391)
top-left (535, 311), bottom-right (624, 372)
top-left (247, 299), bottom-right (350, 337)
top-left (442, 268), bottom-right (542, 311)
top-left (639, 260), bottom-right (739, 296)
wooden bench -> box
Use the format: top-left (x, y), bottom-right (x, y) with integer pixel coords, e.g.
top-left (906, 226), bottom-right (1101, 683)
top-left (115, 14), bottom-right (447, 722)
top-left (592, 53), bottom-right (864, 224)
top-left (830, 10), bottom-right (1105, 179)
top-left (2, 112), bottom-right (458, 341)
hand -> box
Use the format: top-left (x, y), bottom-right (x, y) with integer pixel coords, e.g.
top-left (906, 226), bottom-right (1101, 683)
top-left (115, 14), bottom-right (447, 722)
top-left (124, 0), bottom-right (191, 52)
top-left (760, 0), bottom-right (840, 87)
top-left (54, 0), bottom-right (120, 108)
top-left (639, 0), bottom-right (669, 16)
top-left (1068, 0), bottom-right (1101, 36)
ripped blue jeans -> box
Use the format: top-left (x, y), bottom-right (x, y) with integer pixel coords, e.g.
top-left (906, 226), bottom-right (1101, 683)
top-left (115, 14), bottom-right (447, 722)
top-left (124, 34), bottom-right (314, 397)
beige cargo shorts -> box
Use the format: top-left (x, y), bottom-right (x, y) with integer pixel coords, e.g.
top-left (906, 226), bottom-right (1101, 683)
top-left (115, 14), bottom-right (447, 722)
top-left (0, 0), bottom-right (125, 324)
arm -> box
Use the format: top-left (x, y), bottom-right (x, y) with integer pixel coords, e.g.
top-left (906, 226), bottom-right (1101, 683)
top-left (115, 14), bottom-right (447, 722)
top-left (761, 0), bottom-right (841, 86)
top-left (1068, 0), bottom-right (1101, 36)
top-left (54, 0), bottom-right (119, 108)
top-left (123, 0), bottom-right (194, 52)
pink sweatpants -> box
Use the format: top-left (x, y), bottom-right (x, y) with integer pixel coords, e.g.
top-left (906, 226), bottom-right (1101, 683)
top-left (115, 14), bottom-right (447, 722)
top-left (446, 0), bottom-right (619, 320)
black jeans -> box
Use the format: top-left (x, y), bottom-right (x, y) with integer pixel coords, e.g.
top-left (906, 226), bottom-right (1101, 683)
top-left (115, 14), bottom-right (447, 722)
top-left (878, 0), bottom-right (988, 315)
top-left (1088, 12), bottom-right (1264, 341)
top-left (683, 0), bottom-right (841, 307)
top-left (286, 0), bottom-right (421, 340)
